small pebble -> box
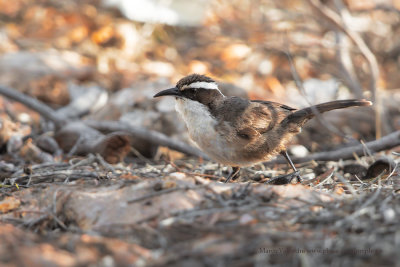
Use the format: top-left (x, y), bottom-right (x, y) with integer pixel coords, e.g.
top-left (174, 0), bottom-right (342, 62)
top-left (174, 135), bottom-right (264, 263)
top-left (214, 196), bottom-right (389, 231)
top-left (289, 145), bottom-right (309, 158)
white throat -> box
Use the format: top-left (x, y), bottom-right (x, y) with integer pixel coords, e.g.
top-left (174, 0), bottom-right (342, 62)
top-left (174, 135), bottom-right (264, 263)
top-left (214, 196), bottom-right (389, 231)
top-left (175, 98), bottom-right (217, 136)
top-left (175, 98), bottom-right (222, 157)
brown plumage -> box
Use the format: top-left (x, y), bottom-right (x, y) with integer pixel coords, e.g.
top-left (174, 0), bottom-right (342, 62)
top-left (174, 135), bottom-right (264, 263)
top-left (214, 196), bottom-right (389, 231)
top-left (154, 74), bottom-right (372, 183)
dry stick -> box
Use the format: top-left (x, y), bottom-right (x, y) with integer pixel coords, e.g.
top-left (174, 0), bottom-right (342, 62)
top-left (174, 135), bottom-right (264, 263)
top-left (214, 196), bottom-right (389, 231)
top-left (334, 32), bottom-right (363, 98)
top-left (306, 0), bottom-right (378, 100)
top-left (266, 130), bottom-right (400, 165)
top-left (305, 0), bottom-right (383, 138)
top-left (333, 0), bottom-right (390, 139)
top-left (0, 84), bottom-right (207, 159)
top-left (84, 120), bottom-right (209, 159)
top-left (333, 0), bottom-right (363, 98)
top-left (285, 50), bottom-right (354, 141)
top-left (9, 169), bottom-right (100, 185)
top-left (0, 85), bottom-right (66, 127)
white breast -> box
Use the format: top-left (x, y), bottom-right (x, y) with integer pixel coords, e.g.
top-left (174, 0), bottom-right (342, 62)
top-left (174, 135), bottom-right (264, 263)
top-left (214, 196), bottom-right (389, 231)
top-left (175, 99), bottom-right (233, 164)
top-left (175, 98), bottom-right (269, 167)
top-left (175, 98), bottom-right (217, 143)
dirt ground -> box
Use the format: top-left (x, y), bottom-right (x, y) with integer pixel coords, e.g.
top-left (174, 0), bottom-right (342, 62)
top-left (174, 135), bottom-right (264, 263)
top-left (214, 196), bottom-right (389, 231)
top-left (0, 0), bottom-right (400, 266)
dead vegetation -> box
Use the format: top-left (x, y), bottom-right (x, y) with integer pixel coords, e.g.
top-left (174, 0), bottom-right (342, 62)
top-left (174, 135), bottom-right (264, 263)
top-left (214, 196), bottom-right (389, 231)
top-left (0, 0), bottom-right (400, 266)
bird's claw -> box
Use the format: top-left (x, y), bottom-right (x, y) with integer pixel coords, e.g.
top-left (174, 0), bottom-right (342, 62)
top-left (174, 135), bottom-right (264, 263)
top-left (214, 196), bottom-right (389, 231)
top-left (266, 171), bottom-right (301, 185)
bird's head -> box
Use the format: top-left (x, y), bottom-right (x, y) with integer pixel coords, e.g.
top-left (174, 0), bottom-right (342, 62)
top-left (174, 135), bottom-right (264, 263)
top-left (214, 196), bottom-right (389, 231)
top-left (153, 74), bottom-right (224, 105)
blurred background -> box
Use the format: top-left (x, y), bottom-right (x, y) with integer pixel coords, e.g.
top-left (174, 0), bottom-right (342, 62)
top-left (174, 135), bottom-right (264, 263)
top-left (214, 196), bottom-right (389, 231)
top-left (0, 0), bottom-right (399, 159)
top-left (1, 2), bottom-right (400, 266)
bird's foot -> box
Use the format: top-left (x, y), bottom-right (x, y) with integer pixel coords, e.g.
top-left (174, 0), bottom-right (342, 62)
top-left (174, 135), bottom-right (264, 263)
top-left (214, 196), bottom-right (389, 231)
top-left (224, 166), bottom-right (240, 183)
top-left (265, 171), bottom-right (302, 185)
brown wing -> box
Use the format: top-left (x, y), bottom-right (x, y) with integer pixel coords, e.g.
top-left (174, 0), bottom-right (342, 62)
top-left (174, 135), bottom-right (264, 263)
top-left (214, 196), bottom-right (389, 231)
top-left (239, 101), bottom-right (294, 136)
top-left (212, 97), bottom-right (295, 141)
top-left (251, 100), bottom-right (296, 112)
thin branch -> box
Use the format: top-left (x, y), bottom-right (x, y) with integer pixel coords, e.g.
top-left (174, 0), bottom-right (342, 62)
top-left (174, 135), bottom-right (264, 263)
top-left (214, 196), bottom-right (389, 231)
top-left (305, 0), bottom-right (383, 138)
top-left (334, 32), bottom-right (363, 98)
top-left (333, 0), bottom-right (363, 98)
top-left (0, 84), bottom-right (207, 160)
top-left (0, 85), bottom-right (66, 127)
top-left (306, 0), bottom-right (379, 100)
top-left (8, 169), bottom-right (100, 185)
top-left (267, 130), bottom-right (400, 165)
top-left (84, 120), bottom-right (209, 159)
top-left (284, 50), bottom-right (355, 141)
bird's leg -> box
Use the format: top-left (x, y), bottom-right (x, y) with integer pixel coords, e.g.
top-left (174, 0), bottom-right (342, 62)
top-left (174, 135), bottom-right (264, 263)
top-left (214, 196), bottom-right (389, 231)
top-left (280, 150), bottom-right (302, 183)
top-left (224, 166), bottom-right (240, 183)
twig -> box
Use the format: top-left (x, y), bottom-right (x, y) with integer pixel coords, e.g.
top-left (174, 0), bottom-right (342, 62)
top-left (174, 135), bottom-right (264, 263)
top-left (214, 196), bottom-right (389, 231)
top-left (305, 0), bottom-right (379, 100)
top-left (353, 175), bottom-right (368, 187)
top-left (267, 130), bottom-right (400, 164)
top-left (68, 154), bottom-right (96, 169)
top-left (55, 85), bottom-right (107, 119)
top-left (335, 172), bottom-right (358, 196)
top-left (360, 139), bottom-right (374, 158)
top-left (95, 153), bottom-right (116, 174)
top-left (284, 50), bottom-right (355, 141)
top-left (335, 187), bottom-right (382, 228)
top-left (0, 84), bottom-right (207, 160)
top-left (184, 171), bottom-right (222, 181)
top-left (84, 120), bottom-right (209, 159)
top-left (305, 0), bottom-right (383, 138)
top-left (333, 1), bottom-right (363, 98)
top-left (0, 85), bottom-right (66, 127)
top-left (18, 209), bottom-right (67, 230)
top-left (26, 173), bottom-right (33, 186)
top-left (307, 167), bottom-right (335, 186)
top-left (67, 136), bottom-right (85, 157)
top-left (0, 84), bottom-right (206, 161)
top-left (9, 169), bottom-right (100, 185)
top-left (32, 162), bottom-right (70, 170)
top-left (130, 147), bottom-right (154, 165)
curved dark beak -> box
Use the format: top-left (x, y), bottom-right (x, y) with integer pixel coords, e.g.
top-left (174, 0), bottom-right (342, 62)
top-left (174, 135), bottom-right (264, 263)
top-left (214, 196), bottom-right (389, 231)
top-left (153, 87), bottom-right (182, 98)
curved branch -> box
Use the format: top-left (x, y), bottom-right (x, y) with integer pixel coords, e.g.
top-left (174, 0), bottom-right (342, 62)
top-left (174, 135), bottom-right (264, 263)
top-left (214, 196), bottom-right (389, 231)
top-left (268, 131), bottom-right (400, 165)
top-left (0, 84), bottom-right (208, 159)
top-left (0, 85), bottom-right (66, 127)
top-left (84, 120), bottom-right (209, 159)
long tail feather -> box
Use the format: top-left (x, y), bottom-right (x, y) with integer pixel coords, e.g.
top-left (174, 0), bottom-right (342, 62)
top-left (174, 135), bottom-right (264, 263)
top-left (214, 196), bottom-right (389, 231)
top-left (282, 99), bottom-right (372, 126)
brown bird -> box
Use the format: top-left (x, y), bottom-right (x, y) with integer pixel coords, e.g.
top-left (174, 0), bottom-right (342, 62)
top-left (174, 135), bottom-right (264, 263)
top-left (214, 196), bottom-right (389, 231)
top-left (154, 74), bottom-right (372, 183)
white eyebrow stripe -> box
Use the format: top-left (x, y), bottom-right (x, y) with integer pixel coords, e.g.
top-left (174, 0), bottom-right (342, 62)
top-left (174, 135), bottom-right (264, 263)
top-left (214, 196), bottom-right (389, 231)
top-left (183, 82), bottom-right (218, 90)
top-left (182, 81), bottom-right (224, 96)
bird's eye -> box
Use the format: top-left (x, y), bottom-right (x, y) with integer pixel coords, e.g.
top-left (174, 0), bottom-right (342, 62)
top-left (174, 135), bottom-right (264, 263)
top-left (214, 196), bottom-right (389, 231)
top-left (238, 133), bottom-right (250, 139)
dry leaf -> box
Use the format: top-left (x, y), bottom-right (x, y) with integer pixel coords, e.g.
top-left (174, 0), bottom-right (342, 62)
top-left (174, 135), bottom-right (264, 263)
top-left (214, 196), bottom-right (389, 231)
top-left (0, 196), bottom-right (20, 213)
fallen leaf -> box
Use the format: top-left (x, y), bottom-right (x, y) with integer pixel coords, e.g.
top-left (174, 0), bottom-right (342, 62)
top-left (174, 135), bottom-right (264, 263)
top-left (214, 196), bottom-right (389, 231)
top-left (0, 196), bottom-right (21, 213)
